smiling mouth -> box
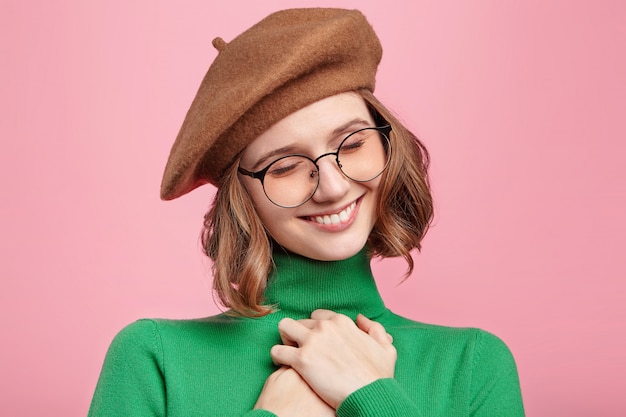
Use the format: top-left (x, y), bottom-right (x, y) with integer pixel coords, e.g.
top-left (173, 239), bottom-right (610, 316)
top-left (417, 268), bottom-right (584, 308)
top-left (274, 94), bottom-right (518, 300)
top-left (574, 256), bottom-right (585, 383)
top-left (305, 200), bottom-right (358, 225)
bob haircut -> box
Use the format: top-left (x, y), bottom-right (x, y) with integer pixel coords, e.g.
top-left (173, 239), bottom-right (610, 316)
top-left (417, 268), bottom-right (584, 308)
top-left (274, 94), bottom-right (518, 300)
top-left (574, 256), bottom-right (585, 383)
top-left (202, 89), bottom-right (433, 317)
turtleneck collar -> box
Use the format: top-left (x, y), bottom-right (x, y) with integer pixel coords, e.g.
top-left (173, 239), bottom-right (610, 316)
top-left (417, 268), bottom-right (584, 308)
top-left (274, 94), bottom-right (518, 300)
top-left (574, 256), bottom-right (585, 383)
top-left (262, 246), bottom-right (387, 321)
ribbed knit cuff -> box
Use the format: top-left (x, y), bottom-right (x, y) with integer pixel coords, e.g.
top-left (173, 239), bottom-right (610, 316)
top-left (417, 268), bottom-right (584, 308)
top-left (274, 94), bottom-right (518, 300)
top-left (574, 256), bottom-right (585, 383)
top-left (337, 378), bottom-right (421, 417)
top-left (241, 409), bottom-right (278, 417)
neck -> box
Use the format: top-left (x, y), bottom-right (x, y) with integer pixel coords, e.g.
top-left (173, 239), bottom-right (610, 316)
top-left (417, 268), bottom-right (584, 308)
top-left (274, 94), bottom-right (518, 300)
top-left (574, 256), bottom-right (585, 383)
top-left (263, 246), bottom-right (387, 320)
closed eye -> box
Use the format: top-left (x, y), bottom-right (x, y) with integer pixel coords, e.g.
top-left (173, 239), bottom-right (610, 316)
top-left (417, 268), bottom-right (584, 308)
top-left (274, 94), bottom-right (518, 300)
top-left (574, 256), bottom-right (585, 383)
top-left (341, 139), bottom-right (366, 152)
top-left (268, 163), bottom-right (298, 177)
top-left (267, 158), bottom-right (308, 178)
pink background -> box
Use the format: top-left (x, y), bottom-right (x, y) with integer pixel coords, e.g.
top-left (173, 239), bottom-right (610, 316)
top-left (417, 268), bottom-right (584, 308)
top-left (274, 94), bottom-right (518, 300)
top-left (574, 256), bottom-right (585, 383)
top-left (1, 1), bottom-right (624, 416)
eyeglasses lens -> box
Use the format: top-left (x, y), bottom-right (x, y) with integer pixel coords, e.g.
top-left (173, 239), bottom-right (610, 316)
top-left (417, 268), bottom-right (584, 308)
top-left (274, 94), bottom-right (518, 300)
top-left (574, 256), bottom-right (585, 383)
top-left (262, 128), bottom-right (390, 208)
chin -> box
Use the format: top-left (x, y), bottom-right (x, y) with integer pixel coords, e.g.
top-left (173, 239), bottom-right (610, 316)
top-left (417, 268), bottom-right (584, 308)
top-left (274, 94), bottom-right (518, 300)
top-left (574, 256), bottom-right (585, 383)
top-left (299, 239), bottom-right (368, 261)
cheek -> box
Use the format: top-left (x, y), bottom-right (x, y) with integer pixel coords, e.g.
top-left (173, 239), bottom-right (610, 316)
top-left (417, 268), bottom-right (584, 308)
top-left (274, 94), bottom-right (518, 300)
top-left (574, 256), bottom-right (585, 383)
top-left (254, 206), bottom-right (293, 246)
top-left (241, 179), bottom-right (284, 232)
top-left (241, 177), bottom-right (266, 208)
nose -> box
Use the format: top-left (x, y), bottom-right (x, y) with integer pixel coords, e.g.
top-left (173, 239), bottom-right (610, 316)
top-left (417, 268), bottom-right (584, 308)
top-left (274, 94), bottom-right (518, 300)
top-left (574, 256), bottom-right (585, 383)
top-left (310, 156), bottom-right (350, 203)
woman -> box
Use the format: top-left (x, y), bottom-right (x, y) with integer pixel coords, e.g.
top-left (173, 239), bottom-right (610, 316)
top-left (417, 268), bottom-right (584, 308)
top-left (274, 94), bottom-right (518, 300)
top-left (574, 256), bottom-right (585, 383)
top-left (89, 8), bottom-right (524, 416)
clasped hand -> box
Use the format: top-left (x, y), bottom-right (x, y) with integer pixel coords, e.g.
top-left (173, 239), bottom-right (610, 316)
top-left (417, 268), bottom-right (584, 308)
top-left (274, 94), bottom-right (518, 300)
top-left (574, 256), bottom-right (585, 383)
top-left (254, 310), bottom-right (396, 416)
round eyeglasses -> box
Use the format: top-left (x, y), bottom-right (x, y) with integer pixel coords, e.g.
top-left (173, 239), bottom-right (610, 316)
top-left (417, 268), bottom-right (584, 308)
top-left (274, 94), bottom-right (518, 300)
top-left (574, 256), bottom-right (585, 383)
top-left (238, 125), bottom-right (392, 208)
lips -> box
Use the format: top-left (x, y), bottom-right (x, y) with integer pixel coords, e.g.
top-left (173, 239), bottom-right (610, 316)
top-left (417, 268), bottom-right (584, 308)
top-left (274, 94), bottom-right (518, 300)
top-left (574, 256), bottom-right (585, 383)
top-left (305, 200), bottom-right (357, 225)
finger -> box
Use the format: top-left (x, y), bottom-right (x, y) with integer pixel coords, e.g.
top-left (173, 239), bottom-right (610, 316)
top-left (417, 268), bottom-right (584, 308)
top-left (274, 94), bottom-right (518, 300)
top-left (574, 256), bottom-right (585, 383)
top-left (356, 314), bottom-right (393, 345)
top-left (296, 319), bottom-right (317, 329)
top-left (310, 309), bottom-right (337, 320)
top-left (279, 332), bottom-right (298, 347)
top-left (278, 317), bottom-right (310, 346)
top-left (270, 344), bottom-right (300, 367)
top-left (277, 318), bottom-right (297, 346)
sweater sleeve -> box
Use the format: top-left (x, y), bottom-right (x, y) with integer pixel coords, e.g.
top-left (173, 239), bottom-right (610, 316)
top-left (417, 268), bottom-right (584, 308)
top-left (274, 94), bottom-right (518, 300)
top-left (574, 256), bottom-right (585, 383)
top-left (336, 378), bottom-right (422, 417)
top-left (469, 330), bottom-right (525, 417)
top-left (88, 320), bottom-right (167, 417)
top-left (336, 329), bottom-right (524, 417)
top-left (88, 320), bottom-right (278, 417)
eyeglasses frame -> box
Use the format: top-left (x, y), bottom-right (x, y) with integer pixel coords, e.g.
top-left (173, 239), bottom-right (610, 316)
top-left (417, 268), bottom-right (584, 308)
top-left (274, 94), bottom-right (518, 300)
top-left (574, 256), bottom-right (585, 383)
top-left (238, 124), bottom-right (393, 208)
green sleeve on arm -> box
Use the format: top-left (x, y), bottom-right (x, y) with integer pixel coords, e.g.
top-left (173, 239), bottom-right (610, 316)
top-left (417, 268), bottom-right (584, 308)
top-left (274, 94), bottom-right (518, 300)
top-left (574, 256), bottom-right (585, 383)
top-left (240, 411), bottom-right (278, 417)
top-left (470, 330), bottom-right (525, 417)
top-left (88, 320), bottom-right (167, 417)
top-left (88, 320), bottom-right (278, 417)
top-left (337, 378), bottom-right (423, 417)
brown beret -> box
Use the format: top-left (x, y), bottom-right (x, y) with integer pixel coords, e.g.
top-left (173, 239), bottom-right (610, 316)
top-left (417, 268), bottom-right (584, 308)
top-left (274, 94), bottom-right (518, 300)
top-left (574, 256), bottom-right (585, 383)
top-left (160, 8), bottom-right (383, 200)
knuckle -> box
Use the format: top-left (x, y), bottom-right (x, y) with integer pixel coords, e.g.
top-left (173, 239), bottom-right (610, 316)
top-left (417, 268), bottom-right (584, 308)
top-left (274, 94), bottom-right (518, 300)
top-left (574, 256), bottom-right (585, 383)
top-left (316, 319), bottom-right (332, 332)
top-left (370, 320), bottom-right (384, 331)
top-left (294, 346), bottom-right (315, 369)
top-left (292, 352), bottom-right (308, 369)
top-left (332, 313), bottom-right (353, 327)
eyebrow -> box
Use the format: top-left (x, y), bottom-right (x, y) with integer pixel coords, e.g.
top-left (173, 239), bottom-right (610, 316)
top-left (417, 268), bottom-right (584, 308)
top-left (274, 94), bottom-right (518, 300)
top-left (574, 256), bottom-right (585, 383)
top-left (252, 144), bottom-right (301, 171)
top-left (251, 118), bottom-right (373, 170)
top-left (331, 118), bottom-right (372, 136)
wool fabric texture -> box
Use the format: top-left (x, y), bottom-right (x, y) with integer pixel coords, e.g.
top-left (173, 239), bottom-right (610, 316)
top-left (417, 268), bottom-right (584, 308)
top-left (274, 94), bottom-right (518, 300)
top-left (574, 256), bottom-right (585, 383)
top-left (88, 249), bottom-right (525, 416)
top-left (160, 8), bottom-right (383, 199)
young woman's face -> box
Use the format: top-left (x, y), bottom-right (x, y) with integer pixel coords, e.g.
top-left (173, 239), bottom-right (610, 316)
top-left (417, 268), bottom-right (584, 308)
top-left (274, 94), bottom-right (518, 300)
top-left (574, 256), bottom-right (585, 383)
top-left (239, 92), bottom-right (382, 261)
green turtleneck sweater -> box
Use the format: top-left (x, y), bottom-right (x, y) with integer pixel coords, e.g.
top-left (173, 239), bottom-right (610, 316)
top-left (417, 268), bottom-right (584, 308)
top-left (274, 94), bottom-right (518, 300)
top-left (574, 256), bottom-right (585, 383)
top-left (88, 250), bottom-right (524, 416)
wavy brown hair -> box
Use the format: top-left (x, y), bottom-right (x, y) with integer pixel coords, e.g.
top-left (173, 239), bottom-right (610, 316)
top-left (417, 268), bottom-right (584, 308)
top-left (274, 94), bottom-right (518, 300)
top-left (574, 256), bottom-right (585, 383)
top-left (202, 89), bottom-right (433, 317)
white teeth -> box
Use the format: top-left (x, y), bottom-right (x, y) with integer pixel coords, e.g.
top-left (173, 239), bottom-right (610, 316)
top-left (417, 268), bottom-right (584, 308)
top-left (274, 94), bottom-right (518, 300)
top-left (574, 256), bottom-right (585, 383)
top-left (310, 201), bottom-right (356, 225)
